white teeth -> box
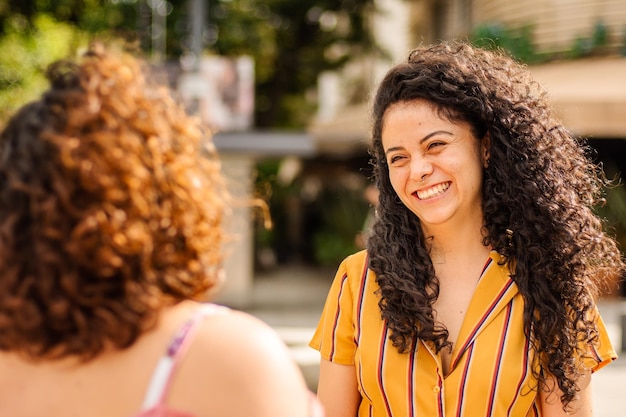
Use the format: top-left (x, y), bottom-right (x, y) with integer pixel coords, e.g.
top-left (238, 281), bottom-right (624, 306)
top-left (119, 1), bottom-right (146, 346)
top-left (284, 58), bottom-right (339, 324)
top-left (416, 182), bottom-right (450, 200)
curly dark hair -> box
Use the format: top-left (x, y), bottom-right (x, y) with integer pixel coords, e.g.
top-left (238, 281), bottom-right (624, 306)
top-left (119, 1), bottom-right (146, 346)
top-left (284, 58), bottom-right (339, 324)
top-left (0, 44), bottom-right (228, 361)
top-left (367, 41), bottom-right (624, 409)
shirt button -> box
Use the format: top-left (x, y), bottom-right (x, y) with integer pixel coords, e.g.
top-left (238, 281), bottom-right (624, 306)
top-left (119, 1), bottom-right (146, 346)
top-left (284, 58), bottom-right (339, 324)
top-left (433, 386), bottom-right (441, 393)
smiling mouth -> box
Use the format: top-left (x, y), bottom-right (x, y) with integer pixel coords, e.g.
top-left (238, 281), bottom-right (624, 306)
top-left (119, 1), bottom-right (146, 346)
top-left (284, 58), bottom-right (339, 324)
top-left (415, 182), bottom-right (451, 200)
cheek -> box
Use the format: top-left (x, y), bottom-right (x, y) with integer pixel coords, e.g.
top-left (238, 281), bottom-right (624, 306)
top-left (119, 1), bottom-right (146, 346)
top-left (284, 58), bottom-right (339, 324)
top-left (387, 169), bottom-right (404, 195)
top-left (460, 161), bottom-right (484, 193)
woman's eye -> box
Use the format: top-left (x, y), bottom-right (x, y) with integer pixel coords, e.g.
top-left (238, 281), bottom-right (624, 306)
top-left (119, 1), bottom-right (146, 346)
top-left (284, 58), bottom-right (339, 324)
top-left (427, 141), bottom-right (445, 150)
top-left (389, 155), bottom-right (404, 163)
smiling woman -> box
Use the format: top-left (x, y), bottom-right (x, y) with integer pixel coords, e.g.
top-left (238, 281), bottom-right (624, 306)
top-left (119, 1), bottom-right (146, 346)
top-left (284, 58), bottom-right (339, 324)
top-left (382, 99), bottom-right (487, 238)
top-left (309, 41), bottom-right (624, 417)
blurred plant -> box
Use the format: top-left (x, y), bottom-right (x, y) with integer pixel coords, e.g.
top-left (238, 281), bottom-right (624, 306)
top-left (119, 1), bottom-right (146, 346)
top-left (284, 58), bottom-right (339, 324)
top-left (311, 185), bottom-right (370, 266)
top-left (596, 183), bottom-right (626, 296)
top-left (470, 22), bottom-right (540, 64)
top-left (2, 0), bottom-right (380, 129)
top-left (601, 186), bottom-right (626, 246)
top-left (570, 20), bottom-right (610, 58)
top-left (207, 0), bottom-right (380, 128)
top-left (588, 140), bottom-right (626, 296)
top-left (595, 163), bottom-right (626, 251)
top-left (471, 19), bottom-right (622, 63)
top-left (0, 0), bottom-right (140, 37)
top-left (592, 20), bottom-right (609, 47)
top-left (570, 36), bottom-right (594, 58)
top-left (0, 14), bottom-right (88, 124)
top-left (253, 158), bottom-right (371, 267)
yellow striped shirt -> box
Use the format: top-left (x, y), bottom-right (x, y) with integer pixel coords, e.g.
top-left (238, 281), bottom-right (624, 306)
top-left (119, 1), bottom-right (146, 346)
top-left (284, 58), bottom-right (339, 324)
top-left (309, 250), bottom-right (616, 417)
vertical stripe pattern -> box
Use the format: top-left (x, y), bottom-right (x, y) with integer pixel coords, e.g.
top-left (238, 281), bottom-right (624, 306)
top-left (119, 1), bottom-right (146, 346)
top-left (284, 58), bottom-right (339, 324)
top-left (309, 250), bottom-right (617, 417)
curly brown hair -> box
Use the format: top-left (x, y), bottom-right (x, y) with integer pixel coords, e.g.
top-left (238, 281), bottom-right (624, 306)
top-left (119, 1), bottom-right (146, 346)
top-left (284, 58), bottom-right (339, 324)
top-left (0, 44), bottom-right (228, 360)
top-left (367, 41), bottom-right (624, 409)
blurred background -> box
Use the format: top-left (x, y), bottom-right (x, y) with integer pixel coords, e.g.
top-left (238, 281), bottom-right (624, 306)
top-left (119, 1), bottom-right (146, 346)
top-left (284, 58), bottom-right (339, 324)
top-left (1, 0), bottom-right (625, 322)
top-left (3, 0), bottom-right (624, 303)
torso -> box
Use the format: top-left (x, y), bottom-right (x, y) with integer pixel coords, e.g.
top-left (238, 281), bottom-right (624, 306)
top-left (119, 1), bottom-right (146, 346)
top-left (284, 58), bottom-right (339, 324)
top-left (431, 246), bottom-right (493, 374)
top-left (311, 249), bottom-right (616, 417)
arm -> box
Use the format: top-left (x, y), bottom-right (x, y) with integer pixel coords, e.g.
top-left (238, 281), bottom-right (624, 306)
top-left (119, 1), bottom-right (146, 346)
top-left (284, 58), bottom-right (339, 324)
top-left (317, 358), bottom-right (360, 417)
top-left (538, 371), bottom-right (593, 417)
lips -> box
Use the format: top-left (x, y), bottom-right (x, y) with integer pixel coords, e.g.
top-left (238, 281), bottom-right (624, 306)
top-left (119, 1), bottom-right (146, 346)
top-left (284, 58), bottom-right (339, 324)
top-left (415, 182), bottom-right (451, 200)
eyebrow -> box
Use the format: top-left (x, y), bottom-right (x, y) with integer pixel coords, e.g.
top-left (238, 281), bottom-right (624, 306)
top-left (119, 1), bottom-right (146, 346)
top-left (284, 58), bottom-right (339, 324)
top-left (384, 130), bottom-right (454, 155)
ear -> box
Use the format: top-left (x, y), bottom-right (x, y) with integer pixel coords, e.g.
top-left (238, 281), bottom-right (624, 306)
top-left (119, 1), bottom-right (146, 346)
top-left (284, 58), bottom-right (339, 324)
top-left (481, 133), bottom-right (491, 168)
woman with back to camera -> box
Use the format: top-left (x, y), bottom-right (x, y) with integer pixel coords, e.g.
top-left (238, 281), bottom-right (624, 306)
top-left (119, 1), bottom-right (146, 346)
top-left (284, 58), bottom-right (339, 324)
top-left (310, 41), bottom-right (623, 416)
top-left (0, 43), bottom-right (323, 417)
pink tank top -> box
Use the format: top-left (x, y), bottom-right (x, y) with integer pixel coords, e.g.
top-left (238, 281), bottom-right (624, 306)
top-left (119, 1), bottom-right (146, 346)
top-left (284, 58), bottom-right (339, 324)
top-left (131, 303), bottom-right (324, 417)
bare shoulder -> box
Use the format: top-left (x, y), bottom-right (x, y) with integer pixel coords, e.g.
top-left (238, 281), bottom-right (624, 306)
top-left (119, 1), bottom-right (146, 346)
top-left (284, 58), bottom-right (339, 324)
top-left (170, 306), bottom-right (313, 417)
top-left (197, 307), bottom-right (297, 365)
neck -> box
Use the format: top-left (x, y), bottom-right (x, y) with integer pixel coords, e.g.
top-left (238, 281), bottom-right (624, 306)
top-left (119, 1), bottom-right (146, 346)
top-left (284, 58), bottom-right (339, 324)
top-left (421, 217), bottom-right (490, 265)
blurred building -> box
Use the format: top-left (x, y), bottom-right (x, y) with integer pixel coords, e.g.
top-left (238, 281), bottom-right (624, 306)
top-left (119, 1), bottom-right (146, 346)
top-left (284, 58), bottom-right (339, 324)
top-left (311, 0), bottom-right (626, 148)
top-left (174, 55), bottom-right (314, 306)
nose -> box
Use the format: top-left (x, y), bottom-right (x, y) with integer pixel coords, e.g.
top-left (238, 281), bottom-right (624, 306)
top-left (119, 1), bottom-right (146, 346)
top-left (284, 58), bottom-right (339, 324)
top-left (410, 155), bottom-right (433, 183)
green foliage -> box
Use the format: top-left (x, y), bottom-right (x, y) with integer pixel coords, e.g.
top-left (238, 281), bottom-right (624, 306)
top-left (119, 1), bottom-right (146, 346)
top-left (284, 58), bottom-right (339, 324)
top-left (1, 0), bottom-right (379, 128)
top-left (0, 14), bottom-right (88, 124)
top-left (206, 0), bottom-right (379, 127)
top-left (601, 186), bottom-right (626, 247)
top-left (471, 19), bottom-right (616, 63)
top-left (252, 158), bottom-right (299, 265)
top-left (310, 185), bottom-right (370, 266)
top-left (591, 20), bottom-right (609, 47)
top-left (569, 20), bottom-right (610, 58)
top-left (585, 140), bottom-right (626, 296)
top-left (0, 0), bottom-right (377, 268)
top-left (253, 158), bottom-right (371, 267)
top-left (313, 229), bottom-right (359, 266)
top-left (470, 22), bottom-right (540, 64)
top-left (0, 0), bottom-right (140, 36)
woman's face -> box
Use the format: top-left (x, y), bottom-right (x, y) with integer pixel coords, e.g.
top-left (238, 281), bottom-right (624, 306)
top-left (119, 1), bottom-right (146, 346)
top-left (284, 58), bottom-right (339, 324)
top-left (381, 99), bottom-right (488, 236)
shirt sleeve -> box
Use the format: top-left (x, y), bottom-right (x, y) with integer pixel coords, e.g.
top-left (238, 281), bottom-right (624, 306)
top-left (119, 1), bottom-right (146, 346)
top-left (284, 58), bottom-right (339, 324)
top-left (309, 255), bottom-right (359, 365)
top-left (583, 308), bottom-right (618, 373)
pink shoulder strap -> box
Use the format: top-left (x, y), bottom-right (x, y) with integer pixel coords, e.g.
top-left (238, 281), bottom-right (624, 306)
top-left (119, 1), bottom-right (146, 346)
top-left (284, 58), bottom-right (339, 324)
top-left (140, 303), bottom-right (228, 410)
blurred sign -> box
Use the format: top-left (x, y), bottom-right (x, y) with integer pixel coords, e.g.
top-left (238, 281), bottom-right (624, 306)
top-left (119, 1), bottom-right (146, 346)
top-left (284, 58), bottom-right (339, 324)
top-left (178, 55), bottom-right (255, 132)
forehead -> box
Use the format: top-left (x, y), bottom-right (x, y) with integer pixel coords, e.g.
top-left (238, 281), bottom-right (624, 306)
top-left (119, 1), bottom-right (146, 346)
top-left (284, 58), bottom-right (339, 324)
top-left (381, 100), bottom-right (461, 135)
top-left (385, 98), bottom-right (436, 114)
top-left (382, 99), bottom-right (462, 127)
